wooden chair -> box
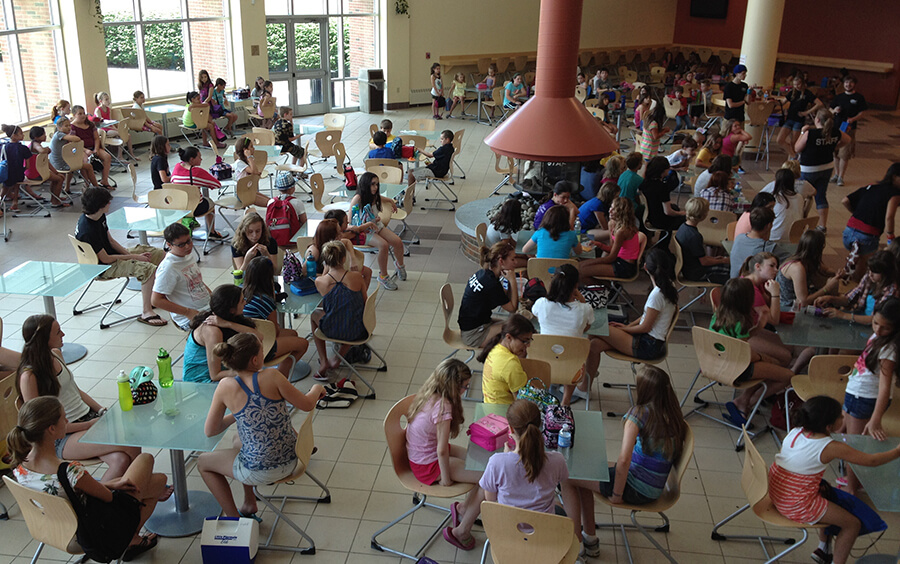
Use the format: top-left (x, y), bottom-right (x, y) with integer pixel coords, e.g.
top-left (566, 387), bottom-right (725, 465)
top-left (683, 327), bottom-right (769, 450)
top-left (402, 134), bottom-right (428, 152)
top-left (528, 334), bottom-right (591, 395)
top-left (698, 48), bottom-right (713, 63)
top-left (709, 427), bottom-right (825, 560)
top-left (122, 106), bottom-right (148, 133)
top-left (98, 123), bottom-right (134, 170)
top-left (670, 235), bottom-right (722, 327)
top-left (602, 312), bottom-right (680, 415)
top-left (592, 231), bottom-right (647, 314)
top-left (306, 129), bottom-right (342, 172)
top-left (719, 50), bottom-right (734, 65)
top-left (745, 100), bottom-right (777, 170)
top-left (527, 258), bottom-right (578, 289)
top-left (59, 140), bottom-right (86, 198)
top-left (252, 408), bottom-right (330, 554)
top-left (249, 96), bottom-right (276, 128)
top-left (68, 234), bottom-right (140, 330)
top-left (594, 425), bottom-right (695, 564)
top-left (392, 184), bottom-right (419, 245)
top-left (333, 142), bottom-right (347, 183)
top-left (368, 123), bottom-right (379, 140)
top-left (483, 87), bottom-right (511, 126)
top-left (364, 159), bottom-right (404, 184)
top-left (725, 221), bottom-right (736, 242)
top-left (147, 187), bottom-right (190, 210)
top-left (489, 151), bottom-right (517, 197)
top-left (371, 395), bottom-right (476, 560)
top-left (788, 215), bottom-right (819, 243)
top-left (623, 70), bottom-right (638, 84)
top-left (312, 287), bottom-right (383, 398)
top-left (584, 98), bottom-right (599, 109)
top-left (309, 173), bottom-right (348, 213)
top-left (17, 152), bottom-right (54, 218)
top-left (479, 501), bottom-right (580, 564)
top-left (439, 283), bottom-right (481, 369)
top-left (475, 222), bottom-right (488, 250)
top-left (698, 209), bottom-right (735, 248)
top-left (649, 66), bottom-right (666, 86)
top-left (0, 371), bottom-right (15, 518)
top-left (477, 57), bottom-right (491, 75)
top-left (249, 127), bottom-right (276, 146)
top-left (180, 105), bottom-right (214, 152)
top-left (637, 192), bottom-right (667, 246)
top-left (323, 113), bottom-right (345, 131)
top-left (408, 118), bottom-right (436, 131)
top-left (662, 96), bottom-right (681, 128)
top-left (213, 175), bottom-right (259, 232)
top-left (575, 85), bottom-right (587, 103)
top-left (160, 183), bottom-right (221, 255)
top-left (788, 354), bottom-right (854, 430)
top-left (449, 128), bottom-right (466, 182)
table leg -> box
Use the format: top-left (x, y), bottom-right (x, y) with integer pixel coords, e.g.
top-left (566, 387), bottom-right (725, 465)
top-left (139, 229), bottom-right (150, 246)
top-left (145, 449), bottom-right (222, 537)
top-left (476, 92), bottom-right (490, 126)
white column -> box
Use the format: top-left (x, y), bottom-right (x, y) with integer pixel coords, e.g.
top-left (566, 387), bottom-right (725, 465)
top-left (739, 0), bottom-right (785, 151)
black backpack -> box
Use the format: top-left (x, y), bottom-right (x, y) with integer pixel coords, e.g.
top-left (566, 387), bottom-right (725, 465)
top-left (57, 462), bottom-right (142, 563)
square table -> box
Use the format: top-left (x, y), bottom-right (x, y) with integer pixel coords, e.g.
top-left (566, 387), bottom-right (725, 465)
top-left (465, 403), bottom-right (609, 481)
top-left (290, 218), bottom-right (323, 244)
top-left (532, 307), bottom-right (610, 338)
top-left (0, 261), bottom-right (110, 363)
top-left (831, 434), bottom-right (900, 512)
top-left (81, 382), bottom-right (226, 536)
top-left (106, 207), bottom-right (189, 246)
top-left (144, 104), bottom-right (188, 138)
top-left (776, 311), bottom-right (870, 351)
top-left (294, 122), bottom-right (326, 136)
top-left (399, 129), bottom-right (441, 143)
top-left (465, 87), bottom-right (494, 125)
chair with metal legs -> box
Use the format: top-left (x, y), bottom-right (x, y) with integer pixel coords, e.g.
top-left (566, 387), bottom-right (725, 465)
top-left (67, 235), bottom-right (140, 330)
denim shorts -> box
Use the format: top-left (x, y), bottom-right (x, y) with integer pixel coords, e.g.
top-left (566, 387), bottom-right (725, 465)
top-left (782, 119), bottom-right (804, 131)
top-left (842, 227), bottom-right (880, 255)
top-left (843, 392), bottom-right (877, 420)
top-left (613, 258), bottom-right (638, 279)
top-left (632, 333), bottom-right (666, 360)
top-left (801, 169), bottom-right (832, 209)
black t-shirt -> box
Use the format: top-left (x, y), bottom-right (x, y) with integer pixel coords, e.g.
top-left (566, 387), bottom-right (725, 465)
top-left (847, 183), bottom-right (900, 233)
top-left (799, 126), bottom-right (842, 168)
top-left (458, 269), bottom-right (510, 331)
top-left (75, 214), bottom-right (117, 264)
top-left (785, 89), bottom-right (816, 122)
top-left (639, 178), bottom-right (672, 228)
top-left (830, 92), bottom-right (868, 130)
top-left (427, 144), bottom-right (455, 178)
top-left (150, 155), bottom-right (170, 190)
top-left (675, 223), bottom-right (707, 281)
top-left (230, 237), bottom-right (279, 258)
top-left (723, 81), bottom-right (749, 121)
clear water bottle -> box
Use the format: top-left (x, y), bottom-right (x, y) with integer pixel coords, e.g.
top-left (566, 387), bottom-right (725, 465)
top-left (734, 180), bottom-right (742, 197)
top-left (117, 370), bottom-right (133, 412)
top-left (306, 252), bottom-right (317, 280)
top-left (351, 203), bottom-right (360, 227)
top-left (558, 424), bottom-right (572, 449)
top-left (574, 218), bottom-right (582, 244)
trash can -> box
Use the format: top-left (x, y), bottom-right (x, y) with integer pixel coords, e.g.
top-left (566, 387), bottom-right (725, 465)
top-left (358, 68), bottom-right (385, 114)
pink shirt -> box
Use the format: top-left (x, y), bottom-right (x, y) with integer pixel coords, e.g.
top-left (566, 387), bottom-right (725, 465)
top-left (612, 229), bottom-right (641, 261)
top-left (406, 396), bottom-right (453, 465)
top-left (480, 451), bottom-right (569, 513)
top-left (734, 212), bottom-right (751, 238)
top-left (722, 133), bottom-right (739, 157)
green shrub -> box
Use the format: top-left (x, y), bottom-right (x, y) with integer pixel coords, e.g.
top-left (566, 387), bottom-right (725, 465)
top-left (103, 11), bottom-right (185, 71)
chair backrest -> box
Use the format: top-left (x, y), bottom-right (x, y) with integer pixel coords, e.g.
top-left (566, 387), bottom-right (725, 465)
top-left (256, 319), bottom-right (279, 362)
top-left (403, 134), bottom-right (427, 150)
top-left (583, 98), bottom-right (599, 109)
top-left (528, 334), bottom-right (591, 387)
top-left (323, 113), bottom-right (345, 131)
top-left (575, 85), bottom-right (587, 103)
top-left (273, 247), bottom-right (285, 272)
top-left (490, 87), bottom-right (505, 107)
top-left (3, 476), bottom-right (81, 555)
top-left (477, 57), bottom-right (492, 75)
top-left (190, 105), bottom-right (210, 129)
top-left (333, 142), bottom-right (347, 176)
top-left (314, 129), bottom-right (342, 159)
top-left (663, 96), bottom-right (681, 119)
top-left (788, 215), bottom-right (818, 243)
top-left (698, 48), bottom-right (713, 63)
top-left (160, 183), bottom-right (201, 211)
top-left (494, 151), bottom-right (516, 175)
top-left (669, 236), bottom-right (688, 283)
top-left (249, 127), bottom-right (275, 146)
top-left (365, 158), bottom-right (403, 171)
top-left (31, 152), bottom-right (51, 182)
top-left (440, 283), bottom-right (460, 344)
top-left (725, 221), bottom-right (736, 242)
top-left (408, 118), bottom-right (436, 131)
top-left (650, 66), bottom-right (665, 81)
top-left (740, 427), bottom-right (770, 509)
top-left (480, 501), bottom-right (576, 564)
top-left (259, 96), bottom-right (276, 118)
top-left (524, 71), bottom-right (536, 88)
top-left (293, 408), bottom-right (317, 471)
top-left (248, 146), bottom-right (268, 170)
top-left (401, 184), bottom-right (415, 215)
top-left (708, 91), bottom-right (725, 113)
top-left (62, 140), bottom-right (85, 171)
top-left (68, 234), bottom-right (99, 266)
top-left (519, 358), bottom-right (552, 390)
top-left (475, 222), bottom-right (488, 250)
top-left (450, 129), bottom-right (465, 174)
top-left (364, 160), bottom-right (403, 184)
top-left (746, 100), bottom-right (776, 128)
top-left (803, 355), bottom-right (855, 402)
top-left (309, 173), bottom-right (326, 212)
top-left (0, 372), bottom-right (19, 465)
top-left (719, 50), bottom-right (734, 64)
top-left (123, 107), bottom-right (147, 132)
top-left (692, 327), bottom-right (752, 386)
top-left (384, 395), bottom-right (416, 476)
top-left (699, 209), bottom-right (736, 247)
top-left (361, 286), bottom-right (380, 336)
top-left (234, 175), bottom-right (260, 207)
top-left (369, 123), bottom-right (379, 139)
top-left (514, 55), bottom-right (528, 72)
top-left (623, 70), bottom-right (638, 83)
top-left (496, 57), bottom-right (511, 75)
top-left (527, 258), bottom-right (579, 289)
top-left (588, 107), bottom-right (605, 121)
top-left (148, 187), bottom-right (191, 210)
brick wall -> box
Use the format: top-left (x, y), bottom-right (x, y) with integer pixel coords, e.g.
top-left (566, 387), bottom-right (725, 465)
top-left (190, 19), bottom-right (231, 87)
top-left (345, 7), bottom-right (376, 104)
top-left (2, 0), bottom-right (63, 122)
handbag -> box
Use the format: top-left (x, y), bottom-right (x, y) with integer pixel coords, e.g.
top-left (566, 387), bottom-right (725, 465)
top-left (209, 157), bottom-right (232, 180)
top-left (516, 377), bottom-right (559, 410)
top-left (542, 405), bottom-right (575, 449)
top-left (769, 389), bottom-right (803, 431)
top-left (129, 366), bottom-right (157, 405)
top-left (316, 378), bottom-right (359, 409)
top-left (581, 284), bottom-right (609, 309)
top-left (344, 162), bottom-right (357, 190)
top-left (57, 462), bottom-right (142, 563)
top-left (281, 251), bottom-right (303, 283)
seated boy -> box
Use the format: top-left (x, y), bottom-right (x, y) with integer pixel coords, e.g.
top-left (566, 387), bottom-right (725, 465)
top-left (272, 106), bottom-right (305, 166)
top-left (407, 129), bottom-right (455, 186)
top-left (74, 187), bottom-right (167, 326)
top-left (675, 197), bottom-right (730, 284)
top-left (666, 137), bottom-right (698, 171)
top-left (729, 206), bottom-right (791, 279)
top-left (367, 131), bottom-right (396, 160)
top-left (368, 119), bottom-right (394, 150)
top-left (151, 223), bottom-right (211, 329)
top-left (267, 171), bottom-right (308, 245)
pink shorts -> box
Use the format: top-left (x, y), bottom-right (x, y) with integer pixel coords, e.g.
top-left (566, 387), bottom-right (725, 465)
top-left (409, 459), bottom-right (441, 485)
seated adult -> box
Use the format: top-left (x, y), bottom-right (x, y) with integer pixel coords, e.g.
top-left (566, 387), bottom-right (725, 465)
top-left (729, 207), bottom-right (791, 279)
top-left (16, 314), bottom-right (141, 480)
top-left (760, 164), bottom-right (816, 241)
top-left (75, 187), bottom-right (167, 326)
top-left (458, 241), bottom-right (518, 348)
top-left (151, 223), bottom-right (211, 330)
top-left (639, 156), bottom-right (685, 231)
top-left (676, 198), bottom-right (730, 284)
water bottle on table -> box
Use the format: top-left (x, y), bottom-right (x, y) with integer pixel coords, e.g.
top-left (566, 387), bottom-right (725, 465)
top-left (558, 424), bottom-right (572, 449)
top-left (117, 370), bottom-right (133, 412)
top-left (157, 348), bottom-right (179, 417)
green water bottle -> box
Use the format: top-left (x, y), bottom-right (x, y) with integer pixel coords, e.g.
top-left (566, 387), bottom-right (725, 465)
top-left (117, 370), bottom-right (133, 412)
top-left (157, 348), bottom-right (174, 388)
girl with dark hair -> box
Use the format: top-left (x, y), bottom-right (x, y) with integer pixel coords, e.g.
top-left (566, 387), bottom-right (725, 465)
top-left (232, 135), bottom-right (282, 207)
top-left (590, 248), bottom-right (677, 362)
top-left (132, 90), bottom-right (164, 135)
top-left (777, 229), bottom-right (839, 308)
top-left (70, 106), bottom-right (113, 188)
top-left (23, 125), bottom-right (66, 207)
top-left (182, 285), bottom-right (262, 383)
top-left (170, 145), bottom-right (225, 239)
top-left (522, 205), bottom-right (579, 259)
top-left (458, 240), bottom-right (519, 348)
top-left (199, 333), bottom-right (325, 521)
top-left (638, 98), bottom-right (668, 161)
top-left (349, 172), bottom-right (406, 290)
top-left (197, 69), bottom-right (213, 102)
top-left (760, 163), bottom-right (816, 241)
top-left (816, 250), bottom-right (898, 327)
top-left (562, 366), bottom-right (687, 558)
top-left (477, 314), bottom-right (534, 404)
top-left (533, 180), bottom-right (579, 229)
top-left (430, 63), bottom-right (445, 119)
top-left (741, 252), bottom-right (798, 368)
top-left (768, 396), bottom-right (900, 564)
top-left (182, 90), bottom-right (224, 149)
top-left (487, 198), bottom-right (523, 247)
top-left (15, 315), bottom-right (141, 480)
top-left (149, 134), bottom-right (171, 190)
top-left (9, 396), bottom-right (168, 561)
top-left (693, 152), bottom-right (730, 195)
top-left (699, 170), bottom-right (736, 213)
top-left (840, 162), bottom-right (900, 279)
top-left (639, 156), bottom-right (685, 231)
top-left (48, 117), bottom-right (100, 195)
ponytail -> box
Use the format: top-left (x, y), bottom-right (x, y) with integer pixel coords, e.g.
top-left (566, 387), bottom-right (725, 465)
top-left (507, 400), bottom-right (545, 482)
top-left (479, 240), bottom-right (515, 270)
top-left (476, 313), bottom-right (533, 363)
top-left (815, 108), bottom-right (834, 137)
top-left (7, 396), bottom-right (63, 469)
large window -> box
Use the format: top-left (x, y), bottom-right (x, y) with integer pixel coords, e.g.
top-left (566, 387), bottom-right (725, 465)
top-left (265, 0), bottom-right (377, 109)
top-left (0, 0), bottom-right (68, 124)
top-left (100, 0), bottom-right (231, 103)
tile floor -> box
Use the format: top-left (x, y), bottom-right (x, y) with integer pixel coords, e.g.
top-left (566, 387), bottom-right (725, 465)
top-left (1, 105), bottom-right (900, 563)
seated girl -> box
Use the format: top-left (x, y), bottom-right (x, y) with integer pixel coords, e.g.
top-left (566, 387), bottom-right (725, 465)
top-left (777, 229), bottom-right (839, 309)
top-left (699, 170), bottom-right (736, 214)
top-left (710, 278), bottom-right (795, 425)
top-left (405, 358), bottom-right (482, 551)
top-left (182, 285), bottom-right (262, 383)
top-left (760, 164), bottom-right (816, 241)
top-left (94, 91), bottom-right (133, 161)
top-left (533, 181), bottom-right (578, 230)
top-left (693, 153), bottom-right (731, 197)
top-left (132, 90), bottom-right (163, 135)
top-left (170, 146), bottom-right (225, 240)
top-left (199, 333), bottom-right (326, 520)
top-left (48, 117), bottom-right (99, 190)
top-left (522, 205), bottom-right (579, 259)
top-left (578, 183), bottom-right (619, 242)
top-left (721, 119), bottom-right (753, 169)
top-left (476, 314), bottom-right (534, 404)
top-left (458, 241), bottom-right (519, 348)
top-left (0, 124), bottom-right (39, 212)
top-left (25, 126), bottom-right (66, 207)
top-left (639, 156), bottom-right (685, 231)
top-left (10, 396), bottom-right (168, 561)
top-left (182, 91), bottom-right (224, 150)
top-left (70, 105), bottom-right (112, 189)
top-left (486, 199), bottom-right (528, 269)
top-left (350, 172), bottom-right (406, 290)
top-left (150, 135), bottom-right (170, 190)
top-left (578, 197), bottom-right (641, 283)
top-left (310, 241), bottom-right (368, 381)
top-left (741, 252), bottom-right (799, 367)
top-left (694, 133), bottom-right (723, 170)
top-left (16, 315), bottom-right (141, 481)
top-left (308, 213), bottom-right (373, 287)
top-left (231, 212), bottom-right (278, 271)
top-left (561, 366), bottom-right (688, 559)
top-left (816, 250), bottom-right (898, 328)
top-left (233, 135), bottom-right (283, 208)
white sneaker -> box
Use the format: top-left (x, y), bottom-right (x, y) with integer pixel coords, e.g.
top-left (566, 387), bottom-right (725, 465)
top-left (378, 274), bottom-right (398, 291)
top-left (836, 176), bottom-right (844, 186)
top-left (395, 262), bottom-right (407, 281)
top-left (830, 174), bottom-right (839, 183)
top-left (580, 535), bottom-right (601, 558)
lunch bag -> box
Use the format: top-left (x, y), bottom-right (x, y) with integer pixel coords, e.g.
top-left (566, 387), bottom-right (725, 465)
top-left (129, 366), bottom-right (157, 405)
top-left (542, 405), bottom-right (575, 449)
top-left (516, 378), bottom-right (559, 410)
top-left (467, 413), bottom-right (512, 452)
top-left (209, 159), bottom-right (233, 181)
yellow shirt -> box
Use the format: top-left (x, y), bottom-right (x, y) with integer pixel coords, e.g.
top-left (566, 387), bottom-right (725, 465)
top-left (694, 147), bottom-right (717, 168)
top-left (368, 133), bottom-right (395, 146)
top-left (482, 345), bottom-right (528, 404)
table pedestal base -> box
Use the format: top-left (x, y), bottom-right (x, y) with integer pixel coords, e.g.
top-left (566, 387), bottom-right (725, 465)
top-left (61, 343), bottom-right (88, 364)
top-left (290, 360), bottom-right (312, 382)
top-left (145, 490), bottom-right (221, 537)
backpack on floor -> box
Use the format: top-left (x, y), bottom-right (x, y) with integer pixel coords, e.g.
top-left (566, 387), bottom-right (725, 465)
top-left (266, 196), bottom-right (300, 246)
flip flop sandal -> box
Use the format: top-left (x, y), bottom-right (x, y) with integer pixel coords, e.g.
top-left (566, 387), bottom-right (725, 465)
top-left (238, 510), bottom-right (263, 523)
top-left (123, 534), bottom-right (158, 562)
top-left (137, 314), bottom-right (168, 327)
top-left (450, 502), bottom-right (461, 529)
top-left (442, 527), bottom-right (475, 551)
top-left (724, 402), bottom-right (748, 426)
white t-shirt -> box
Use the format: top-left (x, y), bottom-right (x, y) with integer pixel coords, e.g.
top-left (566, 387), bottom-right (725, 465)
top-left (269, 194), bottom-right (306, 220)
top-left (666, 150), bottom-right (689, 168)
top-left (641, 287), bottom-right (676, 341)
top-left (845, 334), bottom-right (897, 398)
top-left (760, 180), bottom-right (814, 241)
top-left (486, 224), bottom-right (516, 248)
top-left (693, 169), bottom-right (712, 197)
top-left (152, 251), bottom-right (211, 328)
top-left (531, 298), bottom-right (593, 337)
top-left (233, 159), bottom-right (250, 180)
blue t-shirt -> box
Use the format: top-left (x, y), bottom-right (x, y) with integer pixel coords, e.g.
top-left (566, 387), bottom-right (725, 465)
top-left (578, 198), bottom-right (608, 231)
top-left (530, 229), bottom-right (578, 259)
top-left (368, 147), bottom-right (395, 159)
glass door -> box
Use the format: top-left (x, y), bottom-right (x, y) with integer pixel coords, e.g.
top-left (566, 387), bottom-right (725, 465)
top-left (266, 17), bottom-right (329, 116)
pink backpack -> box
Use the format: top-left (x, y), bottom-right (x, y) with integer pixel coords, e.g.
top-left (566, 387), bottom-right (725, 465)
top-left (266, 196), bottom-right (300, 246)
top-left (467, 413), bottom-right (512, 452)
